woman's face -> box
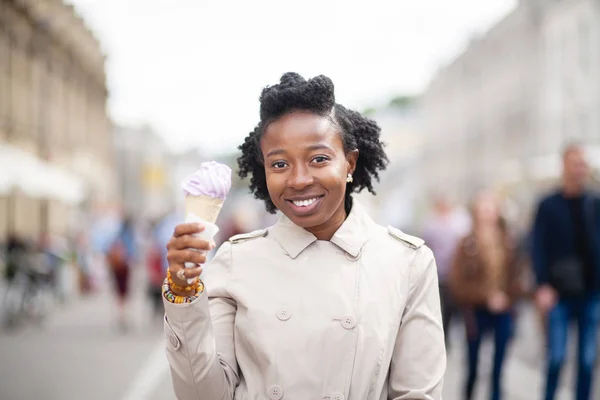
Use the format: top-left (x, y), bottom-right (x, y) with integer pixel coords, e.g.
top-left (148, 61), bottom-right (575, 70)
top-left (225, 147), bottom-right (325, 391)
top-left (472, 193), bottom-right (499, 227)
top-left (260, 111), bottom-right (358, 232)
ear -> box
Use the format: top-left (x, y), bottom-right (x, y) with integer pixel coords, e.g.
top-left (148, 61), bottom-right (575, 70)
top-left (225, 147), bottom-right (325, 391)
top-left (346, 149), bottom-right (359, 175)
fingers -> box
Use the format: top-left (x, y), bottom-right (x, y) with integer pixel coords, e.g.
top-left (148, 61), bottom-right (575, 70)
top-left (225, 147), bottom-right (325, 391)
top-left (173, 223), bottom-right (205, 238)
top-left (167, 248), bottom-right (208, 267)
top-left (169, 265), bottom-right (203, 286)
top-left (166, 223), bottom-right (216, 287)
top-left (178, 265), bottom-right (203, 280)
top-left (167, 234), bottom-right (215, 252)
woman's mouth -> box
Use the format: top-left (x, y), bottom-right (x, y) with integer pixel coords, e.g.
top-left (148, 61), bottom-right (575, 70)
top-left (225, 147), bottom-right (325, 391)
top-left (286, 196), bottom-right (324, 216)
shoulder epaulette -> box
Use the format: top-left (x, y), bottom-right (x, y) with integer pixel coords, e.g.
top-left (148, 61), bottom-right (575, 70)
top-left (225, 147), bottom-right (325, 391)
top-left (228, 229), bottom-right (268, 244)
top-left (387, 226), bottom-right (424, 249)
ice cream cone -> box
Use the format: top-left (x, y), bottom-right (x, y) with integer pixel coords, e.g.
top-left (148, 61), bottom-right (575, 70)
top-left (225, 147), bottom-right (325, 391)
top-left (185, 195), bottom-right (224, 224)
top-left (181, 161), bottom-right (231, 283)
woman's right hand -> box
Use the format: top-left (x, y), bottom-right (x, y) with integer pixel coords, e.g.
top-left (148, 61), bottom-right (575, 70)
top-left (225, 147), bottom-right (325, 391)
top-left (166, 223), bottom-right (215, 297)
top-left (534, 284), bottom-right (557, 314)
top-left (487, 290), bottom-right (509, 313)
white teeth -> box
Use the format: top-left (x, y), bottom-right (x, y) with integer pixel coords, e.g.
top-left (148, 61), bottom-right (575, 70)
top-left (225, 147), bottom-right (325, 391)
top-left (292, 198), bottom-right (318, 207)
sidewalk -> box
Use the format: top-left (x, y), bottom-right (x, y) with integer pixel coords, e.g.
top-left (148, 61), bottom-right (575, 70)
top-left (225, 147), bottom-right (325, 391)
top-left (0, 265), bottom-right (173, 400)
top-left (442, 334), bottom-right (571, 400)
top-left (443, 303), bottom-right (600, 400)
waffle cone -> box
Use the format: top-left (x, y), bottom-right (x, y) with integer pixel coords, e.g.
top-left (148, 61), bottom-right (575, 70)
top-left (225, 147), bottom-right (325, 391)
top-left (185, 195), bottom-right (224, 224)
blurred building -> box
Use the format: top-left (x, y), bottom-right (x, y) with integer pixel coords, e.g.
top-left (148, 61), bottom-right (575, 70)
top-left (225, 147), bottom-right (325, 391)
top-left (358, 99), bottom-right (424, 230)
top-left (114, 125), bottom-right (176, 222)
top-left (538, 0), bottom-right (600, 169)
top-left (420, 0), bottom-right (600, 224)
top-left (169, 147), bottom-right (213, 218)
top-left (0, 0), bottom-right (116, 241)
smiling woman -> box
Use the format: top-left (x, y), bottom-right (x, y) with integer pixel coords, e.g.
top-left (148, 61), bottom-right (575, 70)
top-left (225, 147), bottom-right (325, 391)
top-left (161, 72), bottom-right (446, 400)
top-left (238, 73), bottom-right (388, 238)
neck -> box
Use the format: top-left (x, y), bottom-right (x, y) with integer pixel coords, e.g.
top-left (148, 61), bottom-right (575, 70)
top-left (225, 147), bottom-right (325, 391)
top-left (475, 224), bottom-right (494, 234)
top-left (306, 203), bottom-right (348, 241)
top-left (563, 181), bottom-right (584, 198)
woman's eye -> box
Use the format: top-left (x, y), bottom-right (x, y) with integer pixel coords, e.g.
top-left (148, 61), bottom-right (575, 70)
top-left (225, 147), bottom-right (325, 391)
top-left (272, 161), bottom-right (288, 169)
top-left (311, 156), bottom-right (329, 164)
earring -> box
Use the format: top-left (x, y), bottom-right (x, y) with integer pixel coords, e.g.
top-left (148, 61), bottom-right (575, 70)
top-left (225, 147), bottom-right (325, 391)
top-left (346, 173), bottom-right (353, 183)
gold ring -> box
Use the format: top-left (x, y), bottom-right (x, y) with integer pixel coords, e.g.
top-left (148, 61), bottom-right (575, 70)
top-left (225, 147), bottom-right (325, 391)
top-left (176, 269), bottom-right (186, 281)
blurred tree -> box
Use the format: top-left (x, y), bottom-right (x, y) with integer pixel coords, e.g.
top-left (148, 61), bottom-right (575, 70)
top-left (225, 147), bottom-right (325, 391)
top-left (362, 107), bottom-right (377, 117)
top-left (388, 95), bottom-right (417, 109)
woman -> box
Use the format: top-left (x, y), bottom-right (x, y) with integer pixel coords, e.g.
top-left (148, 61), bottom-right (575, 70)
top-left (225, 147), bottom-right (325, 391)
top-left (106, 216), bottom-right (136, 330)
top-left (449, 192), bottom-right (523, 400)
top-left (146, 233), bottom-right (165, 316)
top-left (162, 73), bottom-right (445, 399)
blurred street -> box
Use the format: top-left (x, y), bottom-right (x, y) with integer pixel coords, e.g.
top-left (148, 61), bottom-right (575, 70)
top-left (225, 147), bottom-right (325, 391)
top-left (0, 266), bottom-right (176, 400)
top-left (2, 269), bottom-right (599, 400)
top-left (2, 0), bottom-right (600, 398)
top-left (442, 305), bottom-right (597, 400)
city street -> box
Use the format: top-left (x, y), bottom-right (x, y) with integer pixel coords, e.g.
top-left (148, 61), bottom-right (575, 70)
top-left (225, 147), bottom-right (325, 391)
top-left (0, 275), bottom-right (597, 400)
top-left (0, 267), bottom-right (176, 400)
top-left (2, 0), bottom-right (600, 399)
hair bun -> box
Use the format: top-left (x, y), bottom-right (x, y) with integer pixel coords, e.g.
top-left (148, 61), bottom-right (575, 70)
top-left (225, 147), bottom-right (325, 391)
top-left (259, 73), bottom-right (336, 120)
top-left (306, 75), bottom-right (335, 109)
top-left (279, 72), bottom-right (306, 88)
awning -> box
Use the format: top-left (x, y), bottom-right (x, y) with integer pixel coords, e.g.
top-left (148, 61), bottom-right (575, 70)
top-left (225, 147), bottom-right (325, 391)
top-left (0, 143), bottom-right (86, 205)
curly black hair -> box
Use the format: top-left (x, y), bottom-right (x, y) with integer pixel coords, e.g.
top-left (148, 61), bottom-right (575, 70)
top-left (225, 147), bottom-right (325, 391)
top-left (237, 72), bottom-right (389, 214)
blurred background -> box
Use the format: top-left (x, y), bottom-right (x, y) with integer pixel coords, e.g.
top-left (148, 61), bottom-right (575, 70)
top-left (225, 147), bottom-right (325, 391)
top-left (0, 0), bottom-right (599, 399)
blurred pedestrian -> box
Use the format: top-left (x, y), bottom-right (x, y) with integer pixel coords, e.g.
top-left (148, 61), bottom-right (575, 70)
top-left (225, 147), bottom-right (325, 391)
top-left (73, 232), bottom-right (92, 294)
top-left (531, 143), bottom-right (600, 400)
top-left (146, 232), bottom-right (163, 316)
top-left (422, 192), bottom-right (470, 346)
top-left (106, 216), bottom-right (136, 331)
top-left (217, 204), bottom-right (260, 248)
top-left (35, 232), bottom-right (61, 295)
top-left (147, 212), bottom-right (179, 316)
top-left (449, 191), bottom-right (523, 400)
top-left (4, 234), bottom-right (26, 283)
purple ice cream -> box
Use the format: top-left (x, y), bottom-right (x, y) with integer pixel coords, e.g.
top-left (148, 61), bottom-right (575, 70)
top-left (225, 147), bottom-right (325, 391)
top-left (182, 161), bottom-right (232, 199)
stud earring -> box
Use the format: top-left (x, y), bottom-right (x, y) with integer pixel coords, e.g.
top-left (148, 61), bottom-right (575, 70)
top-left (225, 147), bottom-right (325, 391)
top-left (346, 173), bottom-right (353, 183)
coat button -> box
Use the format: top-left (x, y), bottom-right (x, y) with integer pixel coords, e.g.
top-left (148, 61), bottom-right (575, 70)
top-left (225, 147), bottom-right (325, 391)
top-left (331, 392), bottom-right (345, 400)
top-left (276, 307), bottom-right (291, 321)
top-left (268, 385), bottom-right (283, 400)
top-left (340, 314), bottom-right (357, 330)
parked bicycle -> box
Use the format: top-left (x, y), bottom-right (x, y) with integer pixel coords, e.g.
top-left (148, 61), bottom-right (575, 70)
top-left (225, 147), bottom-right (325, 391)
top-left (0, 237), bottom-right (55, 330)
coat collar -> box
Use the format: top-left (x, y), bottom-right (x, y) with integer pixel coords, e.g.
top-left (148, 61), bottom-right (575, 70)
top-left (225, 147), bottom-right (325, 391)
top-left (270, 200), bottom-right (372, 259)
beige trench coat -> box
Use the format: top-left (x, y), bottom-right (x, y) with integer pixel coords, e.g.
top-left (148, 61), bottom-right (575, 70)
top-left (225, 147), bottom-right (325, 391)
top-left (163, 201), bottom-right (446, 400)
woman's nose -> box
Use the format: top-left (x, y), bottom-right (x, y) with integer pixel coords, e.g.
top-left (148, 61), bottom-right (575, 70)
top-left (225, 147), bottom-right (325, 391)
top-left (288, 166), bottom-right (314, 189)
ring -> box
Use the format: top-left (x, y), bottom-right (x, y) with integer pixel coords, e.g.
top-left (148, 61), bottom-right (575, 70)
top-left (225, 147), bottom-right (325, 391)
top-left (176, 269), bottom-right (186, 281)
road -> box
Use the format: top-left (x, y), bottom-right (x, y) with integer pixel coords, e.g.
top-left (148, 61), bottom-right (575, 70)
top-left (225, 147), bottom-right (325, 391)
top-left (0, 274), bottom-right (597, 400)
top-left (0, 266), bottom-right (175, 400)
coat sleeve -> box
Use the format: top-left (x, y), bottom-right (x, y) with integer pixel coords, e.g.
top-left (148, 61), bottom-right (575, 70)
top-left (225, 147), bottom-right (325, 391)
top-left (388, 246), bottom-right (446, 399)
top-left (505, 239), bottom-right (527, 301)
top-left (531, 200), bottom-right (549, 286)
top-left (163, 241), bottom-right (239, 400)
